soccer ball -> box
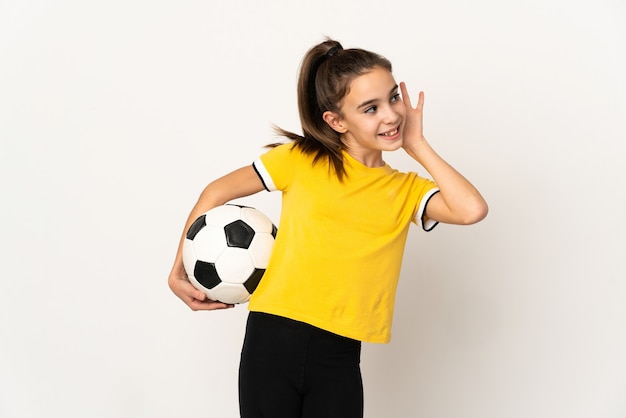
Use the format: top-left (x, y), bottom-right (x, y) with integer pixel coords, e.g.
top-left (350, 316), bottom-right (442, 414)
top-left (182, 204), bottom-right (277, 304)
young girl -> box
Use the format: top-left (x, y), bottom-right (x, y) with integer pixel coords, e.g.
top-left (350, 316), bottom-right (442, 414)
top-left (168, 38), bottom-right (487, 417)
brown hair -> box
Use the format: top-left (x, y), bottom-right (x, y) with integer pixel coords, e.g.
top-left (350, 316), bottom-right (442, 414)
top-left (274, 38), bottom-right (392, 180)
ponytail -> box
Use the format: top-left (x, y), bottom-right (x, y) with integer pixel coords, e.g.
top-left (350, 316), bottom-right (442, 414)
top-left (274, 39), bottom-right (392, 181)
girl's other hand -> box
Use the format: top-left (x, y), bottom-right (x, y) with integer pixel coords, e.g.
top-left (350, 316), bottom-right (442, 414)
top-left (399, 82), bottom-right (427, 155)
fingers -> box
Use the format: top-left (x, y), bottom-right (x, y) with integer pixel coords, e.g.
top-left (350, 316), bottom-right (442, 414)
top-left (170, 274), bottom-right (234, 311)
top-left (400, 82), bottom-right (411, 108)
top-left (184, 289), bottom-right (234, 311)
top-left (416, 90), bottom-right (425, 113)
top-left (187, 297), bottom-right (234, 311)
top-left (175, 276), bottom-right (205, 300)
top-left (400, 82), bottom-right (425, 112)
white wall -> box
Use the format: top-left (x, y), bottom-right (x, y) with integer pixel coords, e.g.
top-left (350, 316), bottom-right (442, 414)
top-left (1, 0), bottom-right (624, 417)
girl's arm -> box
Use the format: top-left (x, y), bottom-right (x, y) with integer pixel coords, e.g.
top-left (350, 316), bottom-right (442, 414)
top-left (168, 165), bottom-right (266, 310)
top-left (400, 83), bottom-right (488, 225)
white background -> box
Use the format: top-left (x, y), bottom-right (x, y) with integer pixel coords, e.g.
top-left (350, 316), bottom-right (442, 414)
top-left (1, 0), bottom-right (625, 417)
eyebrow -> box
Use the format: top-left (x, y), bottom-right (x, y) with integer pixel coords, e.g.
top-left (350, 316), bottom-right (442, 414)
top-left (356, 84), bottom-right (399, 110)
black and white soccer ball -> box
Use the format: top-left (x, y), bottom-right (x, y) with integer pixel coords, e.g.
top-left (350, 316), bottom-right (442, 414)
top-left (182, 204), bottom-right (277, 304)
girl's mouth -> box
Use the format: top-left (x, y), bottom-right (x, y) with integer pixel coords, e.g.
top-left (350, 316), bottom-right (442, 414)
top-left (379, 127), bottom-right (400, 138)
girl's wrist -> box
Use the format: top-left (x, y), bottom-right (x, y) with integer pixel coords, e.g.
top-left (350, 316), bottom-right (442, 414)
top-left (403, 136), bottom-right (429, 160)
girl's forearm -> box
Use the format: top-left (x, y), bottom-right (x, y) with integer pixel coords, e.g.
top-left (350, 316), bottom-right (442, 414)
top-left (404, 138), bottom-right (488, 224)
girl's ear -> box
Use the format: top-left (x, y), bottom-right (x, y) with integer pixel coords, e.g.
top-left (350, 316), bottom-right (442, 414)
top-left (323, 111), bottom-right (347, 134)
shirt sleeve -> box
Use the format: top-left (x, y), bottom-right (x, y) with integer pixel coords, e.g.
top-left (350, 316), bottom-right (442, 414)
top-left (252, 142), bottom-right (297, 192)
top-left (409, 173), bottom-right (440, 231)
top-left (417, 188), bottom-right (440, 231)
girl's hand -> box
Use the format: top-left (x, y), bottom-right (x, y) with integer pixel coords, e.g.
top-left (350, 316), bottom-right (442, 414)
top-left (399, 82), bottom-right (427, 156)
top-left (167, 165), bottom-right (264, 311)
top-left (168, 269), bottom-right (234, 311)
top-left (398, 83), bottom-right (489, 225)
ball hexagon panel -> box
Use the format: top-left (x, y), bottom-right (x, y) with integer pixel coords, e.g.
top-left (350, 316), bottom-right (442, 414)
top-left (189, 225), bottom-right (228, 261)
top-left (209, 283), bottom-right (253, 304)
top-left (214, 247), bottom-right (256, 284)
top-left (247, 232), bottom-right (275, 268)
top-left (240, 206), bottom-right (275, 234)
top-left (203, 204), bottom-right (244, 228)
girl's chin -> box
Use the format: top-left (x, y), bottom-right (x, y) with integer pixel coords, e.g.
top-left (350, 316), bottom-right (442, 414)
top-left (381, 137), bottom-right (403, 150)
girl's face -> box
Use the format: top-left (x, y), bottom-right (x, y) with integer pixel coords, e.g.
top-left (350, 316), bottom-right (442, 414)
top-left (328, 67), bottom-right (406, 167)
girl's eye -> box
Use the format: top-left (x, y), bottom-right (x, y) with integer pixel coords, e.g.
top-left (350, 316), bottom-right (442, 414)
top-left (364, 106), bottom-right (377, 114)
top-left (391, 93), bottom-right (401, 103)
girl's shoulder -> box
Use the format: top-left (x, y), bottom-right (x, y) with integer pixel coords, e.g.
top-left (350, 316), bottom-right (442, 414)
top-left (262, 141), bottom-right (312, 163)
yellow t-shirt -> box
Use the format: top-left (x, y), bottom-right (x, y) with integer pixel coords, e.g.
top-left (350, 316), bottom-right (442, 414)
top-left (250, 143), bottom-right (439, 343)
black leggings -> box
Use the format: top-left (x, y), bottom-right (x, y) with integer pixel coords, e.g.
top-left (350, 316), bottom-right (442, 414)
top-left (239, 312), bottom-right (363, 418)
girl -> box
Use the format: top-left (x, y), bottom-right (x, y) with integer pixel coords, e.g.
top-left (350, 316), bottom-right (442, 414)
top-left (168, 38), bottom-right (488, 417)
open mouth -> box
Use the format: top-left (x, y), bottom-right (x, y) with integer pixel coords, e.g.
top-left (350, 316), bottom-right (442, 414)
top-left (379, 127), bottom-right (399, 137)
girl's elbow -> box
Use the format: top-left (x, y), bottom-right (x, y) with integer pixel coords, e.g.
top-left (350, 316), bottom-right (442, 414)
top-left (462, 200), bottom-right (489, 225)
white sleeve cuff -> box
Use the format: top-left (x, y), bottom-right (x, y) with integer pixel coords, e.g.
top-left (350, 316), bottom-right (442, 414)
top-left (252, 158), bottom-right (277, 192)
top-left (418, 188), bottom-right (440, 231)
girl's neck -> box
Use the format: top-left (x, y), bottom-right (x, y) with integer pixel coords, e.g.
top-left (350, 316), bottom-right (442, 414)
top-left (344, 148), bottom-right (385, 168)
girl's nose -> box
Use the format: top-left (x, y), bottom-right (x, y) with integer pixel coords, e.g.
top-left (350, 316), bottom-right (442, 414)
top-left (382, 106), bottom-right (401, 125)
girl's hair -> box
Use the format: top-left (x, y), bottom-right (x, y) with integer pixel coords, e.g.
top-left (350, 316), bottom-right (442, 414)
top-left (274, 39), bottom-right (392, 180)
